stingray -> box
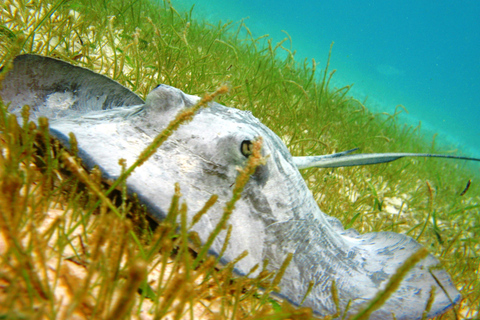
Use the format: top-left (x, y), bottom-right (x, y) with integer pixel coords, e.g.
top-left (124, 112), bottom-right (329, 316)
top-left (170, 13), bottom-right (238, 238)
top-left (1, 54), bottom-right (478, 319)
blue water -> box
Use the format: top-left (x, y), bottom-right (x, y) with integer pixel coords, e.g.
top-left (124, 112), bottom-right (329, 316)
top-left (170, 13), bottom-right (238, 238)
top-left (171, 0), bottom-right (480, 158)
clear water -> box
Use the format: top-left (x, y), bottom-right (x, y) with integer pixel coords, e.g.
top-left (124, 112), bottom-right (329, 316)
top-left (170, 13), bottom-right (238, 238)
top-left (171, 0), bottom-right (480, 158)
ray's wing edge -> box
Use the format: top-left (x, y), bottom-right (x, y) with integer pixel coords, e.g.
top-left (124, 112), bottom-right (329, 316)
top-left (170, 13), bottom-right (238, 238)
top-left (0, 54), bottom-right (144, 121)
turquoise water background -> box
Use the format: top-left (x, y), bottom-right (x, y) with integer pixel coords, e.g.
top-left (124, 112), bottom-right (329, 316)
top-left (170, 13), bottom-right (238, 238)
top-left (171, 0), bottom-right (480, 158)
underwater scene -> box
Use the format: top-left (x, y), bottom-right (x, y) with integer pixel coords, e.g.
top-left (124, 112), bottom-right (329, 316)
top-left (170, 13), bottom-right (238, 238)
top-left (0, 0), bottom-right (479, 319)
top-left (172, 0), bottom-right (480, 159)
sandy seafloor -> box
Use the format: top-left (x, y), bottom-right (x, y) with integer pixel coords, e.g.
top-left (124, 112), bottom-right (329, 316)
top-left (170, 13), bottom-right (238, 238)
top-left (170, 0), bottom-right (480, 161)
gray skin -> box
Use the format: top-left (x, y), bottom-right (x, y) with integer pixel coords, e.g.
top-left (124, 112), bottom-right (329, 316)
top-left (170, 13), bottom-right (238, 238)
top-left (2, 54), bottom-right (474, 319)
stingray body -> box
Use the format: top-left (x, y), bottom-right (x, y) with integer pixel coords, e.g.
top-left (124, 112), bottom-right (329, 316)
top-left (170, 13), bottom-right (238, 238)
top-left (1, 54), bottom-right (470, 319)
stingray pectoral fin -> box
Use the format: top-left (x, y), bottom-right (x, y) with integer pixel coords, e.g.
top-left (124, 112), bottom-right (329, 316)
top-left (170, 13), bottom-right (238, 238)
top-left (274, 212), bottom-right (461, 319)
top-left (293, 152), bottom-right (480, 169)
top-left (350, 231), bottom-right (461, 319)
top-left (0, 54), bottom-right (144, 121)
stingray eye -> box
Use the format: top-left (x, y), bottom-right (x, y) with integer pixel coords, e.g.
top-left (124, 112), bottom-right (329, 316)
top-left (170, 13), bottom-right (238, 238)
top-left (240, 140), bottom-right (253, 158)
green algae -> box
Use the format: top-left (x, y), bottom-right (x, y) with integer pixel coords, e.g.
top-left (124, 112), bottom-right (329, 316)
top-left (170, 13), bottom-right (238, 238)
top-left (0, 0), bottom-right (478, 318)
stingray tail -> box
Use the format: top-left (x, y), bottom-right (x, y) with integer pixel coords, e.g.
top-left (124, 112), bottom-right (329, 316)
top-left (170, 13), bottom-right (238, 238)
top-left (293, 150), bottom-right (480, 169)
